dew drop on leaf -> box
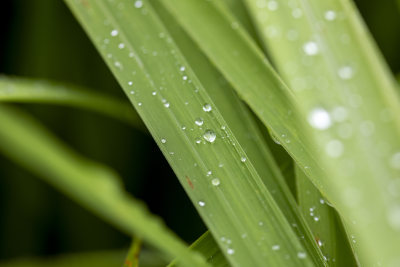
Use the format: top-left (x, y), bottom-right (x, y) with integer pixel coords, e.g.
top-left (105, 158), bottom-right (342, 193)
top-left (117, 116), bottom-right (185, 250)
top-left (203, 103), bottom-right (212, 112)
top-left (203, 130), bottom-right (216, 143)
top-left (308, 108), bottom-right (332, 130)
top-left (211, 178), bottom-right (220, 186)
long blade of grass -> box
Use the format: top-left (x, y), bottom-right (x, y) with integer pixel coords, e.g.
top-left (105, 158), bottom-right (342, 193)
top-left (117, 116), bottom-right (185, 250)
top-left (296, 166), bottom-right (358, 266)
top-left (152, 2), bottom-right (325, 265)
top-left (160, 0), bottom-right (400, 265)
top-left (0, 75), bottom-right (144, 130)
top-left (123, 238), bottom-right (142, 267)
top-left (244, 0), bottom-right (400, 265)
top-left (65, 1), bottom-right (315, 266)
top-left (168, 232), bottom-right (229, 267)
top-left (0, 105), bottom-right (207, 267)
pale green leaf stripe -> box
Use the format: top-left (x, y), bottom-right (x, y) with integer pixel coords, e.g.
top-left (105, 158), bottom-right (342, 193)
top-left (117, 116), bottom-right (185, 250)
top-left (0, 75), bottom-right (145, 131)
top-left (296, 167), bottom-right (358, 266)
top-left (65, 0), bottom-right (314, 266)
top-left (0, 105), bottom-right (207, 267)
top-left (168, 232), bottom-right (229, 267)
top-left (245, 0), bottom-right (400, 265)
top-left (152, 2), bottom-right (325, 265)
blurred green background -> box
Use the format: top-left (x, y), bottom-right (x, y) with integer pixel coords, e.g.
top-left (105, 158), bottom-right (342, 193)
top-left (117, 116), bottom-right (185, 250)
top-left (0, 0), bottom-right (399, 264)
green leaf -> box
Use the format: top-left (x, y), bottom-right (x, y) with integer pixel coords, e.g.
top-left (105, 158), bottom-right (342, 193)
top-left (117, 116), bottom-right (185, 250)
top-left (65, 0), bottom-right (316, 266)
top-left (152, 2), bottom-right (325, 265)
top-left (168, 232), bottom-right (229, 267)
top-left (0, 105), bottom-right (207, 267)
top-left (296, 166), bottom-right (358, 266)
top-left (160, 0), bottom-right (400, 265)
top-left (0, 75), bottom-right (145, 131)
top-left (123, 238), bottom-right (142, 267)
top-left (244, 0), bottom-right (400, 265)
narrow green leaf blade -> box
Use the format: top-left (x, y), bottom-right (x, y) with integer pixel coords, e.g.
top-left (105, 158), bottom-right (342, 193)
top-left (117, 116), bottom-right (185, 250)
top-left (65, 1), bottom-right (315, 266)
top-left (0, 75), bottom-right (144, 130)
top-left (245, 0), bottom-right (400, 265)
top-left (0, 105), bottom-right (207, 267)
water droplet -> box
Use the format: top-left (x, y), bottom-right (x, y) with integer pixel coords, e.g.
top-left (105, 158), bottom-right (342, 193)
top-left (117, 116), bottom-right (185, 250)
top-left (195, 138), bottom-right (201, 144)
top-left (241, 156), bottom-right (247, 162)
top-left (182, 75), bottom-right (188, 81)
top-left (324, 10), bottom-right (336, 21)
top-left (118, 43), bottom-right (125, 49)
top-left (129, 90), bottom-right (135, 95)
top-left (134, 0), bottom-right (143, 8)
top-left (198, 201), bottom-right (205, 207)
top-left (314, 216), bottom-right (320, 222)
top-left (138, 102), bottom-right (142, 106)
top-left (203, 130), bottom-right (216, 143)
top-left (227, 248), bottom-right (235, 255)
top-left (292, 8), bottom-right (302, 18)
top-left (211, 178), bottom-right (220, 186)
top-left (317, 239), bottom-right (323, 247)
top-left (303, 41), bottom-right (319, 56)
top-left (338, 66), bottom-right (354, 80)
top-left (297, 252), bottom-right (307, 259)
top-left (267, 1), bottom-right (278, 11)
top-left (128, 81), bottom-right (133, 86)
top-left (161, 138), bottom-right (166, 144)
top-left (203, 103), bottom-right (212, 112)
top-left (164, 102), bottom-right (170, 108)
top-left (308, 108), bottom-right (332, 130)
top-left (195, 118), bottom-right (204, 126)
top-left (272, 245), bottom-right (280, 251)
top-left (180, 66), bottom-right (185, 71)
top-left (319, 199), bottom-right (325, 204)
top-left (114, 61), bottom-right (123, 69)
top-left (325, 140), bottom-right (344, 158)
top-left (387, 205), bottom-right (400, 230)
top-left (152, 91), bottom-right (156, 95)
top-left (206, 171), bottom-right (212, 176)
top-left (331, 106), bottom-right (348, 122)
top-left (110, 29), bottom-right (118, 36)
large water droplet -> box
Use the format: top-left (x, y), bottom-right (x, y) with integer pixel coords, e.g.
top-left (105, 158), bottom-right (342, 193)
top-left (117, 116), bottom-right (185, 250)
top-left (303, 41), bottom-right (319, 56)
top-left (308, 108), bottom-right (332, 130)
top-left (203, 104), bottom-right (212, 112)
top-left (110, 29), bottom-right (118, 36)
top-left (203, 130), bottom-right (216, 143)
top-left (195, 118), bottom-right (204, 126)
top-left (211, 178), bottom-right (220, 186)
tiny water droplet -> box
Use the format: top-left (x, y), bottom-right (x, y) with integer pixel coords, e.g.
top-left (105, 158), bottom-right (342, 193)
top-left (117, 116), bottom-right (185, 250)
top-left (134, 0), bottom-right (143, 8)
top-left (325, 140), bottom-right (344, 158)
top-left (129, 90), bottom-right (135, 95)
top-left (272, 245), bottom-right (280, 251)
top-left (211, 178), bottom-right (220, 186)
top-left (198, 201), bottom-right (205, 207)
top-left (152, 91), bottom-right (156, 95)
top-left (203, 104), bottom-right (212, 112)
top-left (227, 248), bottom-right (235, 255)
top-left (203, 130), bottom-right (216, 143)
top-left (138, 102), bottom-right (142, 106)
top-left (297, 252), bottom-right (307, 259)
top-left (338, 66), bottom-right (354, 80)
top-left (128, 81), bottom-right (133, 86)
top-left (182, 75), bottom-right (188, 81)
top-left (164, 102), bottom-right (170, 108)
top-left (180, 66), bottom-right (185, 71)
top-left (241, 156), bottom-right (247, 162)
top-left (324, 10), bottom-right (336, 21)
top-left (110, 29), bottom-right (118, 36)
top-left (161, 138), bottom-right (166, 144)
top-left (118, 43), bottom-right (125, 49)
top-left (195, 118), bottom-right (204, 126)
